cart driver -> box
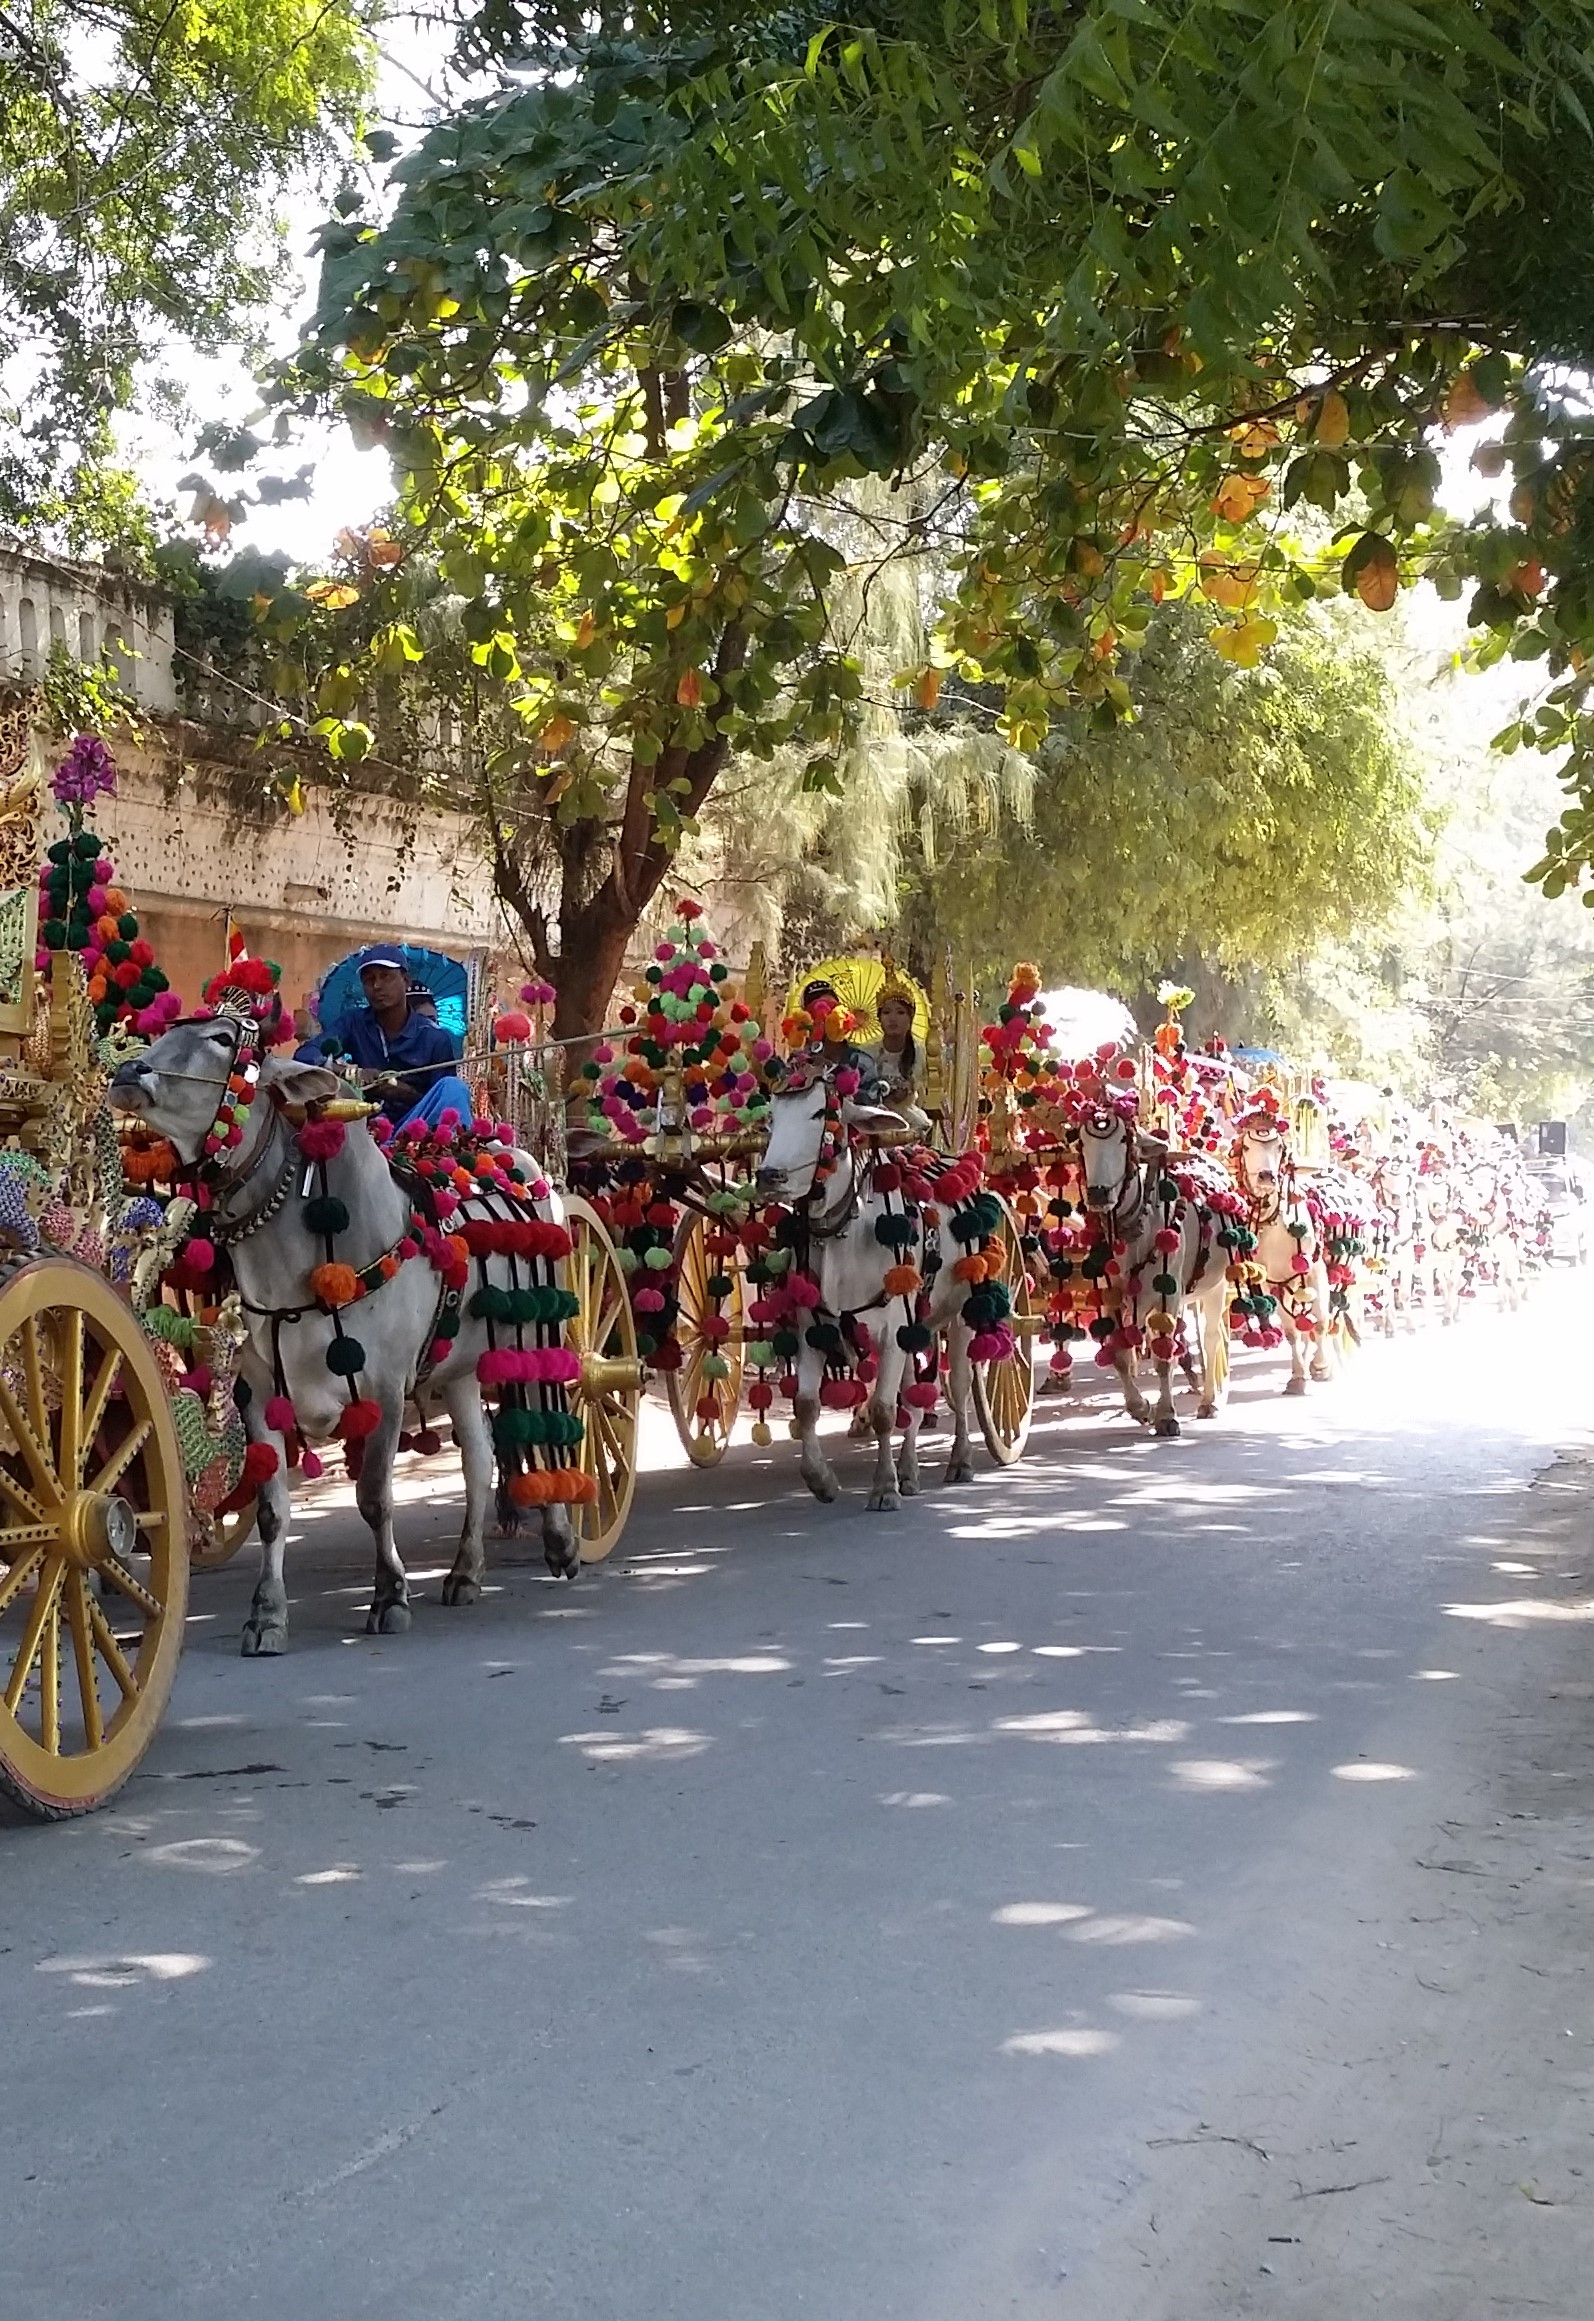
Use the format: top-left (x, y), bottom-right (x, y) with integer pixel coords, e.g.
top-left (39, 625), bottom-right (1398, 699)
top-left (301, 946), bottom-right (473, 1133)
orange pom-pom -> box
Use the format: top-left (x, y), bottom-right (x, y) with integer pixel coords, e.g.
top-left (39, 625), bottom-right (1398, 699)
top-left (952, 1254), bottom-right (984, 1283)
top-left (378, 1254), bottom-right (400, 1280)
top-left (548, 1469), bottom-right (597, 1505)
top-left (309, 1262), bottom-right (361, 1308)
top-left (96, 914), bottom-right (121, 943)
top-left (103, 888), bottom-right (128, 914)
top-left (883, 1264), bottom-right (921, 1297)
top-left (508, 1469), bottom-right (554, 1507)
top-left (445, 1234), bottom-right (469, 1266)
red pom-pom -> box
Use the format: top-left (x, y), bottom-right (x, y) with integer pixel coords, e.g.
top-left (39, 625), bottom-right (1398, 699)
top-left (240, 1441), bottom-right (280, 1489)
top-left (263, 1395), bottom-right (296, 1434)
top-left (183, 1236), bottom-right (216, 1273)
top-left (493, 1010), bottom-right (532, 1044)
top-left (301, 1449), bottom-right (324, 1480)
top-left (336, 1398), bottom-right (382, 1440)
top-left (298, 1118), bottom-right (346, 1161)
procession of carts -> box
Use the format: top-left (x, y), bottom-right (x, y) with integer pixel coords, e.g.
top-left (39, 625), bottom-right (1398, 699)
top-left (0, 733), bottom-right (1549, 1819)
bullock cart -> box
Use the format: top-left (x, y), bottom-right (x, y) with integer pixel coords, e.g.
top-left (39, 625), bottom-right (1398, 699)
top-left (281, 943), bottom-right (646, 1568)
top-left (0, 751), bottom-right (216, 1817)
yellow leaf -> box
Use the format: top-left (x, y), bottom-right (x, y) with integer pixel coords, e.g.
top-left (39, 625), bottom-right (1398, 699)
top-left (540, 711), bottom-right (576, 754)
top-left (305, 579), bottom-right (360, 609)
top-left (575, 611), bottom-right (597, 648)
top-left (1313, 391), bottom-right (1351, 448)
top-left (676, 667), bottom-right (703, 708)
top-left (285, 777), bottom-right (306, 816)
top-left (1211, 472), bottom-right (1271, 523)
top-left (1228, 419), bottom-right (1280, 460)
top-left (913, 665), bottom-right (942, 710)
top-left (665, 601), bottom-right (687, 630)
top-left (1210, 614), bottom-right (1277, 669)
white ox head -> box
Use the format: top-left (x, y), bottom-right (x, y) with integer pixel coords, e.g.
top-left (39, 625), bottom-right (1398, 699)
top-left (752, 1067), bottom-right (905, 1206)
top-left (1235, 1119), bottom-right (1287, 1198)
top-left (109, 1017), bottom-right (342, 1166)
top-left (1074, 1105), bottom-right (1146, 1216)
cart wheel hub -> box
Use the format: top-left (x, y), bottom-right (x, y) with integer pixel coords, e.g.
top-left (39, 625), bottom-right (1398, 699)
top-left (58, 1491), bottom-right (138, 1571)
top-left (577, 1350), bottom-right (645, 1399)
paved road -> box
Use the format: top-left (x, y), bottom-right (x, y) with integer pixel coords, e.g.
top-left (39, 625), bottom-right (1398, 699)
top-left (4, 1284), bottom-right (1589, 2320)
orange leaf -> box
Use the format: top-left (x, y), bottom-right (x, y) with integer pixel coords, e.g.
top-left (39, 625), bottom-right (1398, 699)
top-left (575, 612), bottom-right (597, 648)
top-left (676, 668), bottom-right (703, 708)
top-left (1443, 372), bottom-right (1491, 430)
top-left (540, 711), bottom-right (576, 754)
top-left (1313, 391), bottom-right (1351, 448)
top-left (913, 666), bottom-right (942, 710)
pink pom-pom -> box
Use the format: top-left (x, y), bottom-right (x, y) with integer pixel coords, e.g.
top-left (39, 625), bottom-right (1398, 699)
top-left (752, 1038), bottom-right (773, 1061)
top-left (300, 1450), bottom-right (324, 1480)
top-left (654, 942), bottom-right (673, 961)
top-left (429, 1338), bottom-right (453, 1365)
top-left (264, 1395), bottom-right (297, 1435)
top-left (438, 1107), bottom-right (461, 1131)
top-left (786, 1273), bottom-right (822, 1309)
top-left (493, 1010), bottom-right (532, 1044)
top-left (87, 884), bottom-right (108, 915)
top-left (835, 1067), bottom-right (860, 1096)
top-left (634, 1287), bottom-right (666, 1313)
top-left (184, 1237), bottom-right (216, 1273)
top-left (904, 1381), bottom-right (939, 1412)
top-left (183, 1364), bottom-right (214, 1398)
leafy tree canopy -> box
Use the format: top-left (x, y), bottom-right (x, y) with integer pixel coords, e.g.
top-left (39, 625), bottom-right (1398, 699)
top-left (898, 599), bottom-right (1427, 995)
top-left (253, 0), bottom-right (1594, 943)
top-left (0, 0), bottom-right (377, 542)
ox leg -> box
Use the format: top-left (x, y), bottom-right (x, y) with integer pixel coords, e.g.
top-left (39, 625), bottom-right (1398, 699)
top-left (356, 1396), bottom-right (411, 1635)
top-left (942, 1325), bottom-right (976, 1485)
top-left (794, 1342), bottom-right (839, 1505)
top-left (866, 1326), bottom-right (907, 1512)
top-left (439, 1379), bottom-right (492, 1607)
top-left (1305, 1267), bottom-right (1333, 1381)
top-left (241, 1412), bottom-right (292, 1658)
top-left (1280, 1309), bottom-right (1309, 1395)
top-left (1150, 1309), bottom-right (1180, 1437)
top-left (541, 1502), bottom-right (579, 1580)
top-left (1195, 1289), bottom-right (1229, 1419)
top-left (1113, 1343), bottom-right (1154, 1427)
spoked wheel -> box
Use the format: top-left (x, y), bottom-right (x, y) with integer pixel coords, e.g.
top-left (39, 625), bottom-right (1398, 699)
top-left (665, 1212), bottom-right (744, 1466)
top-left (0, 1258), bottom-right (188, 1818)
top-left (562, 1196), bottom-right (644, 1563)
top-left (972, 1203), bottom-right (1041, 1465)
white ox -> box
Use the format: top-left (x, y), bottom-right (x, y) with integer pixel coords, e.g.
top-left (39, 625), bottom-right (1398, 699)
top-left (1071, 1108), bottom-right (1230, 1435)
top-left (751, 1073), bottom-right (980, 1508)
top-left (1232, 1118), bottom-right (1341, 1390)
top-left (111, 1024), bottom-right (579, 1654)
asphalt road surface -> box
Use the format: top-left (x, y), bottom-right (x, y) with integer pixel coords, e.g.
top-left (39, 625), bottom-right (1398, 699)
top-left (5, 1283), bottom-right (1592, 2321)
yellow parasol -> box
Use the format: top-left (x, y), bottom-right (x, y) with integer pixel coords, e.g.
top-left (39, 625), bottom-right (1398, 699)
top-left (785, 955), bottom-right (931, 1047)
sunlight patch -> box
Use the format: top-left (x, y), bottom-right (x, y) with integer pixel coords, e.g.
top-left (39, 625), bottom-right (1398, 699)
top-left (1003, 2027), bottom-right (1119, 2058)
top-left (991, 1902), bottom-right (1094, 1926)
top-left (1168, 1759), bottom-right (1273, 1792)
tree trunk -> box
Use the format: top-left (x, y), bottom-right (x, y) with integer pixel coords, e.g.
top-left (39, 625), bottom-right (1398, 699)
top-left (552, 886), bottom-right (636, 1044)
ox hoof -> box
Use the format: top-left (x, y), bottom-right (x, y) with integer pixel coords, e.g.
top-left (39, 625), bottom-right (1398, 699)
top-left (367, 1601), bottom-right (412, 1636)
top-left (803, 1473), bottom-right (840, 1505)
top-left (942, 1458), bottom-right (975, 1486)
top-left (865, 1489), bottom-right (901, 1513)
top-left (1153, 1415), bottom-right (1181, 1438)
top-left (240, 1618), bottom-right (287, 1658)
top-left (896, 1473), bottom-right (920, 1498)
top-left (440, 1571), bottom-right (480, 1607)
top-left (1195, 1403), bottom-right (1217, 1421)
top-left (1283, 1376), bottom-right (1307, 1397)
top-left (1310, 1364), bottom-right (1332, 1383)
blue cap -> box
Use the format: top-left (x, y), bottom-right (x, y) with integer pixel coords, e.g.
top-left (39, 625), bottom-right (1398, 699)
top-left (355, 945), bottom-right (404, 974)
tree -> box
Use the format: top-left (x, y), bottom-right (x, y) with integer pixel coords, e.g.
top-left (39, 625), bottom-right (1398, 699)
top-left (243, 0), bottom-right (1594, 1030)
top-left (0, 0), bottom-right (376, 543)
top-left (896, 599), bottom-right (1427, 999)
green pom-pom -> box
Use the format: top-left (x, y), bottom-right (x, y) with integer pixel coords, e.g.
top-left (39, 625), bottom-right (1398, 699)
top-left (304, 1195), bottom-right (350, 1237)
top-left (494, 1407), bottom-right (537, 1447)
top-left (772, 1328), bottom-right (800, 1358)
top-left (73, 831), bottom-right (101, 860)
top-left (705, 1272), bottom-right (734, 1298)
top-left (896, 1322), bottom-right (933, 1352)
top-left (325, 1336), bottom-right (365, 1376)
top-left (41, 919), bottom-right (66, 948)
top-left (1152, 1271), bottom-right (1178, 1297)
top-left (146, 968), bottom-right (168, 993)
top-left (469, 1284), bottom-right (512, 1321)
top-left (47, 840), bottom-right (70, 865)
top-left (65, 926), bottom-right (90, 951)
top-left (105, 940), bottom-right (131, 966)
top-left (118, 913), bottom-right (139, 939)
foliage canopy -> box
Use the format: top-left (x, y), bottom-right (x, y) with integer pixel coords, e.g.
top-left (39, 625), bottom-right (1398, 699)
top-left (253, 0), bottom-right (1594, 986)
top-left (0, 0), bottom-right (375, 541)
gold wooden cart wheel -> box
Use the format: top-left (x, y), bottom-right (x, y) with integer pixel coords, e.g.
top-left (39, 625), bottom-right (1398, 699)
top-left (665, 1212), bottom-right (744, 1466)
top-left (562, 1196), bottom-right (643, 1563)
top-left (190, 1498), bottom-right (256, 1573)
top-left (971, 1202), bottom-right (1041, 1466)
top-left (0, 1258), bottom-right (188, 1819)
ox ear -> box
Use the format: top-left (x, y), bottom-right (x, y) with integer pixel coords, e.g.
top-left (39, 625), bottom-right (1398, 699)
top-left (841, 1098), bottom-right (909, 1137)
top-left (1134, 1127), bottom-right (1170, 1162)
top-left (260, 1057), bottom-right (345, 1111)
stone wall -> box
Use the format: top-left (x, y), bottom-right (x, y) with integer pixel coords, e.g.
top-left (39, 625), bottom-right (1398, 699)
top-left (0, 545), bottom-right (175, 712)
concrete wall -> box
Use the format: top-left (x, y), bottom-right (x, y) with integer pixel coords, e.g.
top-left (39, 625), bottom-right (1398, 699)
top-left (0, 545), bottom-right (176, 712)
top-left (99, 739), bottom-right (508, 1016)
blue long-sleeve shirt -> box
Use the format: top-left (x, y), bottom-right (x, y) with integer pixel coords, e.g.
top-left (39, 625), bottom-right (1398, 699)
top-left (299, 1006), bottom-right (461, 1125)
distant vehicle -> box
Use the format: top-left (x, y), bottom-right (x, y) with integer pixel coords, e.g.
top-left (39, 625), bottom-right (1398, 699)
top-left (1527, 1153), bottom-right (1589, 1264)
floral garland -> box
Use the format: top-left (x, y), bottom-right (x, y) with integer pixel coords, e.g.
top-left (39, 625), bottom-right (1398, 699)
top-left (38, 734), bottom-right (180, 1038)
